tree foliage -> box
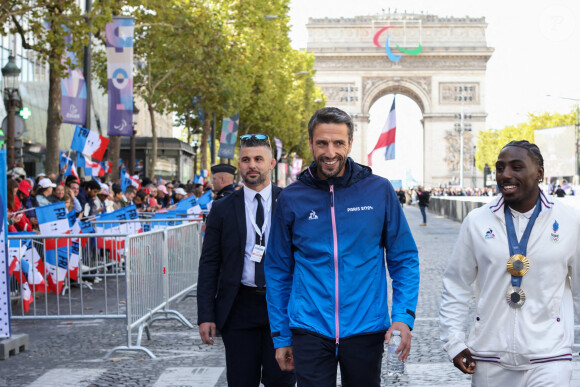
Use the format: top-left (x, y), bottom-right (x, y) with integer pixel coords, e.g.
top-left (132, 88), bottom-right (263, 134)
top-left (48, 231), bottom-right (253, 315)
top-left (0, 1), bottom-right (118, 173)
top-left (476, 110), bottom-right (577, 171)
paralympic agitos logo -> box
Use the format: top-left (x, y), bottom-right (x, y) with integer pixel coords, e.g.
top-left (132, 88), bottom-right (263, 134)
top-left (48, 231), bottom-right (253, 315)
top-left (373, 26), bottom-right (422, 62)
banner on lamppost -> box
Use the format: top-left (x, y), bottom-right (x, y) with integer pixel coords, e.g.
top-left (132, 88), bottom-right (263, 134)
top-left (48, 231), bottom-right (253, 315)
top-left (217, 113), bottom-right (240, 159)
top-left (106, 17), bottom-right (134, 136)
top-left (0, 150), bottom-right (11, 338)
top-left (61, 32), bottom-right (87, 125)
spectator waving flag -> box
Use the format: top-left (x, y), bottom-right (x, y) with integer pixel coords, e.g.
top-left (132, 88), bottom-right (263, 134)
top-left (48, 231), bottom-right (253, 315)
top-left (77, 153), bottom-right (105, 177)
top-left (59, 152), bottom-right (80, 183)
top-left (368, 96), bottom-right (396, 166)
top-left (71, 125), bottom-right (109, 161)
top-left (36, 202), bottom-right (72, 294)
top-left (120, 169), bottom-right (140, 192)
top-left (197, 190), bottom-right (213, 211)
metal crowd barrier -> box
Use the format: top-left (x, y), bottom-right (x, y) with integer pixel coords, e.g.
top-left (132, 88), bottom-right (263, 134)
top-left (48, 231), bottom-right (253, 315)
top-left (8, 233), bottom-right (128, 319)
top-left (8, 221), bottom-right (203, 359)
top-left (102, 221), bottom-right (203, 359)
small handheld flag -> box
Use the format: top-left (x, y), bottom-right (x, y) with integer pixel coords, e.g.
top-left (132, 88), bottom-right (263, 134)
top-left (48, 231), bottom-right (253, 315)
top-left (71, 125), bottom-right (109, 161)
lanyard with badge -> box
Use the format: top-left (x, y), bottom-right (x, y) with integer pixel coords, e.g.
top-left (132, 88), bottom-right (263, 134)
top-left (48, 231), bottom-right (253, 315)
top-left (246, 196), bottom-right (271, 264)
top-left (503, 196), bottom-right (541, 308)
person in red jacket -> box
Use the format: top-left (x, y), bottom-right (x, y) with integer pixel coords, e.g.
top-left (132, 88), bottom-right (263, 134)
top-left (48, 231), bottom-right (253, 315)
top-left (7, 179), bottom-right (34, 232)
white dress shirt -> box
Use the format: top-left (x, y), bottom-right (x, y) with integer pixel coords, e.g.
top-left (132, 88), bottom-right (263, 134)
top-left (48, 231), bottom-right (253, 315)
top-left (241, 183), bottom-right (272, 287)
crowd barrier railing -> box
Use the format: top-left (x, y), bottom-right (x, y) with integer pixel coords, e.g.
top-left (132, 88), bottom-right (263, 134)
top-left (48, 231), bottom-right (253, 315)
top-left (8, 233), bottom-right (128, 319)
top-left (8, 221), bottom-right (203, 359)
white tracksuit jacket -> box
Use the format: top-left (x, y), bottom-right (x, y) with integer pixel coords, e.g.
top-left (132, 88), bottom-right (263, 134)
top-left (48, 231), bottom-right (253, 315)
top-left (440, 191), bottom-right (580, 369)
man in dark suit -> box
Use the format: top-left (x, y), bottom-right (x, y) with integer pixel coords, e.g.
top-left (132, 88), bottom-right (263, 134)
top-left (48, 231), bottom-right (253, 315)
top-left (197, 134), bottom-right (295, 387)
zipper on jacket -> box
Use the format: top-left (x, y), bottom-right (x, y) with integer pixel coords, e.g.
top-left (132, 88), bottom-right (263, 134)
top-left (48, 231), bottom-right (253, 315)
top-left (330, 185), bottom-right (339, 350)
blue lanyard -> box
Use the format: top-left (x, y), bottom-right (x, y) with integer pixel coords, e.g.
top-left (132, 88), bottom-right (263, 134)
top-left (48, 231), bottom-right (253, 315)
top-left (504, 196), bottom-right (542, 287)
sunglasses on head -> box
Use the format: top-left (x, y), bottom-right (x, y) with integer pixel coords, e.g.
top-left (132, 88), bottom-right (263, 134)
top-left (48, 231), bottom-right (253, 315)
top-left (240, 134), bottom-right (269, 142)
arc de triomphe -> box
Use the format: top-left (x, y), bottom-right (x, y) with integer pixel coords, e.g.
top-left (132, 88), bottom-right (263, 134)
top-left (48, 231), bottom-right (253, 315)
top-left (307, 13), bottom-right (494, 187)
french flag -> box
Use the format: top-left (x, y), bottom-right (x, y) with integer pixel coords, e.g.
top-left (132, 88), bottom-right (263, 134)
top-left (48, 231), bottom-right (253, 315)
top-left (71, 125), bottom-right (109, 161)
top-left (60, 152), bottom-right (80, 183)
top-left (77, 153), bottom-right (105, 177)
top-left (120, 170), bottom-right (140, 192)
top-left (368, 96), bottom-right (396, 166)
top-left (36, 202), bottom-right (72, 294)
top-left (101, 161), bottom-right (112, 174)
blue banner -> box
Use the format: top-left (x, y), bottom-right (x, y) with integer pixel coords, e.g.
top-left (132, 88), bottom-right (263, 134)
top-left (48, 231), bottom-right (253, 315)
top-left (1, 150), bottom-right (12, 338)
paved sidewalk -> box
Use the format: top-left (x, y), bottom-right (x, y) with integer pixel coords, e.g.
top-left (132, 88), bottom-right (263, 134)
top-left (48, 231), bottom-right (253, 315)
top-left (0, 206), bottom-right (578, 386)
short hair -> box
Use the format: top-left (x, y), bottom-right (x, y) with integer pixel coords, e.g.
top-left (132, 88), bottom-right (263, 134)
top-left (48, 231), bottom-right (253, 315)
top-left (308, 107), bottom-right (354, 141)
top-left (502, 140), bottom-right (544, 168)
top-left (136, 190), bottom-right (148, 200)
top-left (240, 135), bottom-right (272, 150)
top-left (86, 180), bottom-right (101, 191)
top-left (112, 184), bottom-right (123, 195)
top-left (125, 185), bottom-right (137, 195)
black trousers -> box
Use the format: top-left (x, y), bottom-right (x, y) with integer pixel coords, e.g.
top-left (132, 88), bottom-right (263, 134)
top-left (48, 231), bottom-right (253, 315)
top-left (220, 286), bottom-right (295, 387)
top-left (292, 330), bottom-right (385, 387)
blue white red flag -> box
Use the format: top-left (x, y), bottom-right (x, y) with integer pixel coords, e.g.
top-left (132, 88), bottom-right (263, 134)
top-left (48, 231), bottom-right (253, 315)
top-left (77, 153), bottom-right (105, 177)
top-left (100, 161), bottom-right (112, 174)
top-left (368, 96), bottom-right (396, 166)
top-left (60, 152), bottom-right (80, 183)
top-left (71, 125), bottom-right (109, 161)
top-left (193, 174), bottom-right (205, 185)
top-left (120, 169), bottom-right (140, 192)
top-left (124, 205), bottom-right (142, 235)
top-left (11, 239), bottom-right (45, 293)
top-left (36, 202), bottom-right (72, 294)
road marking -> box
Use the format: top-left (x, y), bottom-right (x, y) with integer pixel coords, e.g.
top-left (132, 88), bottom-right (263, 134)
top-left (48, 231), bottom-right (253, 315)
top-left (27, 368), bottom-right (106, 387)
top-left (154, 367), bottom-right (224, 386)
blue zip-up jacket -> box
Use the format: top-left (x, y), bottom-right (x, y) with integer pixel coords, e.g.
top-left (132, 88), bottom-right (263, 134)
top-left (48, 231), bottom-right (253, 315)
top-left (265, 158), bottom-right (419, 348)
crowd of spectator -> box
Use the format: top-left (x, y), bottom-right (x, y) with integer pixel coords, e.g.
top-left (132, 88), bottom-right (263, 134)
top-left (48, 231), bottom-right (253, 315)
top-left (6, 166), bottom-right (214, 233)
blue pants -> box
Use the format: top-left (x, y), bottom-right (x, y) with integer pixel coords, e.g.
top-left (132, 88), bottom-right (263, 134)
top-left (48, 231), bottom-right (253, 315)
top-left (292, 330), bottom-right (384, 387)
top-left (419, 205), bottom-right (427, 223)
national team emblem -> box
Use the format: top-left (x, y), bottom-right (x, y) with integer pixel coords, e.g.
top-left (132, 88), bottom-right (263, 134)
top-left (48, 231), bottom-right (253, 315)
top-left (484, 228), bottom-right (495, 239)
top-left (551, 220), bottom-right (559, 242)
top-left (308, 210), bottom-right (318, 220)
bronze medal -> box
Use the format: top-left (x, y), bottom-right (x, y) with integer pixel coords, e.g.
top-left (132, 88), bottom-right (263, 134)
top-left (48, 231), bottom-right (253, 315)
top-left (507, 254), bottom-right (529, 276)
top-left (505, 286), bottom-right (526, 308)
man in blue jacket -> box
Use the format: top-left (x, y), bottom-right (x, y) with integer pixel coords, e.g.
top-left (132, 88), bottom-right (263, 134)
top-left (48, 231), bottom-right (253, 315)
top-left (265, 107), bottom-right (420, 386)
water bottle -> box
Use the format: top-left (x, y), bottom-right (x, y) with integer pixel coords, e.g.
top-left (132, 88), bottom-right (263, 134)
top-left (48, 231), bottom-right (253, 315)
top-left (386, 330), bottom-right (405, 376)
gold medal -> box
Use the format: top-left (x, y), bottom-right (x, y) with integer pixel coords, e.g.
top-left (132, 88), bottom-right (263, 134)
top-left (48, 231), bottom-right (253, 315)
top-left (507, 254), bottom-right (529, 276)
top-left (505, 286), bottom-right (526, 308)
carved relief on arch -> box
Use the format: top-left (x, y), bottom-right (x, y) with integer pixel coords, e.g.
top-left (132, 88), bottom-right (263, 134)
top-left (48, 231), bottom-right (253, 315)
top-left (362, 77), bottom-right (432, 114)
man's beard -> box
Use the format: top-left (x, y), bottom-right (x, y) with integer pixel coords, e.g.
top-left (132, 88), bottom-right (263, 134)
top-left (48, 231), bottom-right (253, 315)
top-left (243, 170), bottom-right (268, 187)
top-left (315, 155), bottom-right (347, 179)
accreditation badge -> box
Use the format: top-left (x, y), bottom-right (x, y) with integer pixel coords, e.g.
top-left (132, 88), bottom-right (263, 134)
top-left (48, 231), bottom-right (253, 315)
top-left (505, 286), bottom-right (526, 308)
top-left (506, 254), bottom-right (530, 276)
top-left (250, 245), bottom-right (266, 263)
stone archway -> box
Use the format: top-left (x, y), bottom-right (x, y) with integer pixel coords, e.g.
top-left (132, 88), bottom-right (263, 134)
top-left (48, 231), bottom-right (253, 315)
top-left (307, 12), bottom-right (493, 187)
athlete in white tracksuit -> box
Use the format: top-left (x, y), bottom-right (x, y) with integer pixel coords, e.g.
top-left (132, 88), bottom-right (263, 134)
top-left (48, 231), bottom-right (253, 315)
top-left (440, 141), bottom-right (580, 386)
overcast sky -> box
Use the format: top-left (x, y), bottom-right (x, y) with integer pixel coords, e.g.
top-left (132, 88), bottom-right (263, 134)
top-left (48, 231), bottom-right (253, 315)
top-left (288, 0), bottom-right (580, 184)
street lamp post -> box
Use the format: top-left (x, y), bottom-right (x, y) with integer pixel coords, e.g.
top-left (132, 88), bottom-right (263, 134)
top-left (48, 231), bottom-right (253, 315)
top-left (546, 94), bottom-right (580, 182)
top-left (454, 86), bottom-right (473, 188)
top-left (192, 131), bottom-right (201, 177)
top-left (2, 55), bottom-right (22, 169)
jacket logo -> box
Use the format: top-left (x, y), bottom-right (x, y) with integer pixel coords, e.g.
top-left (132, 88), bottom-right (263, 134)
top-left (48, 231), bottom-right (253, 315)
top-left (347, 206), bottom-right (374, 212)
top-left (308, 210), bottom-right (318, 220)
top-left (551, 220), bottom-right (559, 242)
top-left (484, 228), bottom-right (495, 239)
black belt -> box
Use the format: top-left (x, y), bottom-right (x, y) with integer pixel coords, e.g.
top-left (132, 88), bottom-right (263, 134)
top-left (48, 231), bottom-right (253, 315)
top-left (239, 284), bottom-right (267, 295)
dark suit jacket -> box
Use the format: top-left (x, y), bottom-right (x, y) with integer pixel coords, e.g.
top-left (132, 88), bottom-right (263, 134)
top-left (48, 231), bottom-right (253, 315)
top-left (197, 185), bottom-right (282, 330)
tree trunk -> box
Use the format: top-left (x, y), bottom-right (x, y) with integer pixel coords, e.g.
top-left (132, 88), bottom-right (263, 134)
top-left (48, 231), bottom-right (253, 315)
top-left (45, 61), bottom-right (63, 174)
top-left (108, 136), bottom-right (121, 181)
top-left (201, 114), bottom-right (212, 173)
top-left (148, 104), bottom-right (157, 179)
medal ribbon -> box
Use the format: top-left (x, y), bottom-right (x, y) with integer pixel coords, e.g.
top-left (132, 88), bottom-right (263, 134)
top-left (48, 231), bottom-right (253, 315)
top-left (504, 196), bottom-right (542, 287)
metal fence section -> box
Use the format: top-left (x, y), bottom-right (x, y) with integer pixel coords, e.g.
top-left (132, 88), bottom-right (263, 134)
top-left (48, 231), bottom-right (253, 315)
top-left (8, 220), bottom-right (204, 360)
top-left (8, 233), bottom-right (128, 320)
